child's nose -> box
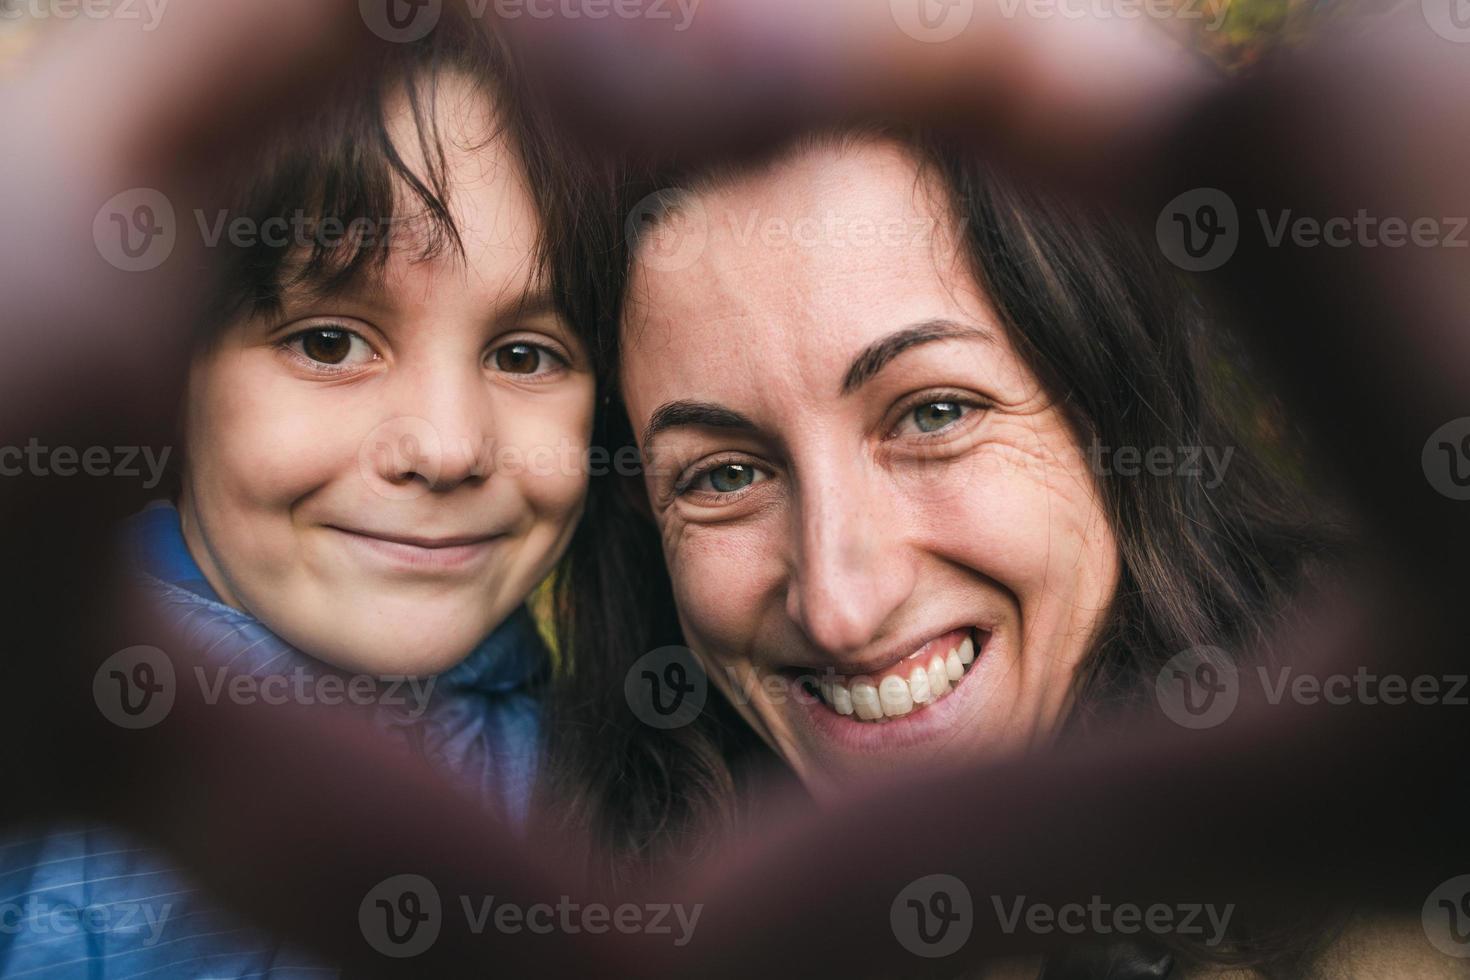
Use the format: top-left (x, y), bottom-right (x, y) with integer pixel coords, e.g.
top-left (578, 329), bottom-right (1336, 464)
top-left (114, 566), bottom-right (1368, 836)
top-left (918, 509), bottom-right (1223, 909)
top-left (366, 376), bottom-right (496, 493)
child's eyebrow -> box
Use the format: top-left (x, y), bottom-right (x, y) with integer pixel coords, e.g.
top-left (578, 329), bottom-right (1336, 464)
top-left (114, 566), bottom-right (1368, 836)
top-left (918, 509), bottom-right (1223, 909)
top-left (271, 273), bottom-right (563, 327)
top-left (506, 290), bottom-right (559, 321)
top-left (267, 261), bottom-right (393, 318)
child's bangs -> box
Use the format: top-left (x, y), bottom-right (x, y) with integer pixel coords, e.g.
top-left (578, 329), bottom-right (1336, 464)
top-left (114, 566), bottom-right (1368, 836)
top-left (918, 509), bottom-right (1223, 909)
top-left (201, 19), bottom-right (531, 333)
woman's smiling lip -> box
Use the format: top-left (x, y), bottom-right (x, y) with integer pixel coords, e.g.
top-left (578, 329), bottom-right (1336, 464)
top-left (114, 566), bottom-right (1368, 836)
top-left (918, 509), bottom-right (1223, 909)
top-left (788, 627), bottom-right (997, 752)
top-left (326, 525), bottom-right (503, 573)
top-left (787, 626), bottom-right (976, 680)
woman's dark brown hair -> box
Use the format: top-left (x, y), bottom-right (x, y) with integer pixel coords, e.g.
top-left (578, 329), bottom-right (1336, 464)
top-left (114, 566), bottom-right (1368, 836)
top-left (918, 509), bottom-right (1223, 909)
top-left (543, 127), bottom-right (1342, 975)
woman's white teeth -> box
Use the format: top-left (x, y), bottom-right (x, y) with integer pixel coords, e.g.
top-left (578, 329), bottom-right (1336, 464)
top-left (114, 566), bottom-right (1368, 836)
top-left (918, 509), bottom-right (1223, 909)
top-left (830, 682), bottom-right (854, 716)
top-left (926, 656), bottom-right (950, 698)
top-left (908, 664), bottom-right (932, 704)
top-left (815, 633), bottom-right (981, 723)
top-left (879, 676), bottom-right (913, 717)
top-left (850, 680), bottom-right (882, 720)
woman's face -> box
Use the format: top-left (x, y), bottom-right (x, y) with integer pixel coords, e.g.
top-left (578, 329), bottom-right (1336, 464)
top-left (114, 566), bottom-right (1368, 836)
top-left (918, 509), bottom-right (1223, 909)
top-left (621, 141), bottom-right (1120, 797)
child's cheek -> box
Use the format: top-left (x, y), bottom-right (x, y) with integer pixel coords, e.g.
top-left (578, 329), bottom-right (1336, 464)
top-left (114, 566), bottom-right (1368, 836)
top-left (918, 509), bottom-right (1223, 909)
top-left (209, 372), bottom-right (347, 507)
top-left (185, 350), bottom-right (347, 553)
top-left (502, 388), bottom-right (595, 525)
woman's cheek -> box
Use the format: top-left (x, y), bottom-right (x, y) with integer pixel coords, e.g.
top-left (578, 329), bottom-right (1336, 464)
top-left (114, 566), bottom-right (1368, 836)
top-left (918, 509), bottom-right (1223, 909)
top-left (914, 419), bottom-right (1112, 605)
top-left (664, 522), bottom-right (776, 659)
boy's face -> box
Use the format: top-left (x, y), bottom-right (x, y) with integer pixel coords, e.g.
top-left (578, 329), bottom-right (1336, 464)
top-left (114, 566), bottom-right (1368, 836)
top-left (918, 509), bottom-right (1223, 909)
top-left (179, 75), bottom-right (593, 676)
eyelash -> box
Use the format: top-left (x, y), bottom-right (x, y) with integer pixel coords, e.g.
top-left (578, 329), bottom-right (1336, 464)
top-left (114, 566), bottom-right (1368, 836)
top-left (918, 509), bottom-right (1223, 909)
top-left (674, 454), bottom-right (770, 499)
top-left (274, 326), bottom-right (571, 378)
top-left (277, 325), bottom-right (378, 375)
top-left (888, 390), bottom-right (991, 440)
top-left (485, 339), bottom-right (571, 379)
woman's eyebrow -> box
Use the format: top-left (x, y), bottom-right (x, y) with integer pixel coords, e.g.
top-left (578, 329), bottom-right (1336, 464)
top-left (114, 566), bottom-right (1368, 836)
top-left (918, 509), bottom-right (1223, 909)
top-left (841, 318), bottom-right (995, 395)
top-left (642, 401), bottom-right (759, 452)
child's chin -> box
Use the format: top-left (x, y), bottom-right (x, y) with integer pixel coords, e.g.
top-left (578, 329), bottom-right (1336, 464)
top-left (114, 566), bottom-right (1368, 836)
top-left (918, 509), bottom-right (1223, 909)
top-left (303, 626), bottom-right (484, 679)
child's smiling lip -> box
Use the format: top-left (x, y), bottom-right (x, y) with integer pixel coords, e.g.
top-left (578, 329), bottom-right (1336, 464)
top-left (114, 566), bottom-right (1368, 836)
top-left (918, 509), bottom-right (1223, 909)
top-left (325, 524), bottom-right (504, 574)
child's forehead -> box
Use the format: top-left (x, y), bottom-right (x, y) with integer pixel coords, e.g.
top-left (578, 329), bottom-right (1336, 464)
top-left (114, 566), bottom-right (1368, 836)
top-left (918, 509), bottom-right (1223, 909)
top-left (211, 54), bottom-right (571, 339)
top-left (382, 69), bottom-right (520, 186)
top-left (273, 245), bottom-right (555, 322)
top-left (261, 159), bottom-right (548, 324)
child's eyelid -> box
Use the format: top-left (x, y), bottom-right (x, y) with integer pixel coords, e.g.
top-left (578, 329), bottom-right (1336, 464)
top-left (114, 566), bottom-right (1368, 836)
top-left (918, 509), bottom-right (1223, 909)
top-left (277, 334), bottom-right (380, 374)
top-left (486, 344), bottom-right (573, 380)
top-left (271, 316), bottom-right (384, 349)
top-left (492, 332), bottom-right (574, 367)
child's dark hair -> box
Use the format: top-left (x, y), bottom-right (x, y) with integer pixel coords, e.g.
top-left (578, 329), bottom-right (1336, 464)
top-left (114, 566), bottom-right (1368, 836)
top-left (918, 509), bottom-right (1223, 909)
top-left (200, 13), bottom-right (611, 355)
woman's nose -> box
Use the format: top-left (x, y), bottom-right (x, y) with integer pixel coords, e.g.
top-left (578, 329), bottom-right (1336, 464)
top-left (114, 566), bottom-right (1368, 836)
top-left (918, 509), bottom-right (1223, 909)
top-left (365, 368), bottom-right (496, 493)
top-left (785, 469), bottom-right (916, 657)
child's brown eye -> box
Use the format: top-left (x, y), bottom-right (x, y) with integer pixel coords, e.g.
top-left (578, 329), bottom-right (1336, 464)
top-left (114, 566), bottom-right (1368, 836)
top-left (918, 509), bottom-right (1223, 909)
top-left (301, 329), bottom-right (352, 364)
top-left (284, 327), bottom-right (376, 369)
top-left (494, 343), bottom-right (543, 375)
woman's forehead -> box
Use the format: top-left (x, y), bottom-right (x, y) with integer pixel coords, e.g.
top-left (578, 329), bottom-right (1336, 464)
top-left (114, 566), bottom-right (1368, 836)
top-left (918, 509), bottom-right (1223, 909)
top-left (621, 142), bottom-right (984, 397)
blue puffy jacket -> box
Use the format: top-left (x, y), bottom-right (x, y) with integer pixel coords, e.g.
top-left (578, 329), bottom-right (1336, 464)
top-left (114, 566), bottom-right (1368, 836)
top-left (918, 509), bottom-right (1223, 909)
top-left (0, 503), bottom-right (546, 978)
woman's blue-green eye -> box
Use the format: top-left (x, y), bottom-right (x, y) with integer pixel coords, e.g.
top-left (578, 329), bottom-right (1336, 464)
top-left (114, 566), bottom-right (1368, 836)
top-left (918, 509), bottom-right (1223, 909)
top-left (913, 402), bottom-right (965, 433)
top-left (705, 464), bottom-right (757, 494)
